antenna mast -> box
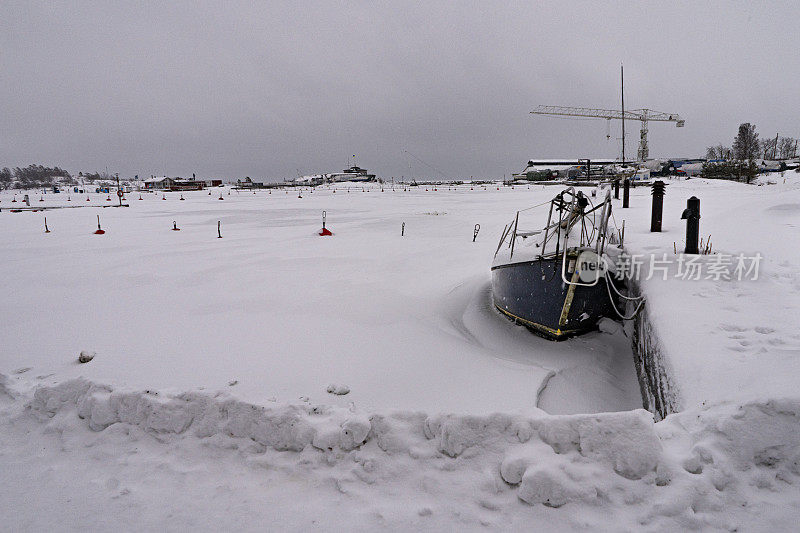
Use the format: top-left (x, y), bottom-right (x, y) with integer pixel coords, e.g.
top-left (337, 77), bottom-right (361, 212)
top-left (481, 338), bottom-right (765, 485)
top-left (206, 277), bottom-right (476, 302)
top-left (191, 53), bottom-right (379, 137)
top-left (621, 64), bottom-right (625, 165)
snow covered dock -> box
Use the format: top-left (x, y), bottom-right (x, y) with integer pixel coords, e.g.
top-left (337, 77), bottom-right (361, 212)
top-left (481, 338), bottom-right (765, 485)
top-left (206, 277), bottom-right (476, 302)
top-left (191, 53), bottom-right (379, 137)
top-left (618, 174), bottom-right (800, 417)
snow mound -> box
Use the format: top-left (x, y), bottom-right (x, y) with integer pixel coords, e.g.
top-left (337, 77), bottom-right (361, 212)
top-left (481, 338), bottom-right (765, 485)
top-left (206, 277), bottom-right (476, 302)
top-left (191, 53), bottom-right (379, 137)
top-left (8, 375), bottom-right (800, 528)
top-left (326, 383), bottom-right (350, 395)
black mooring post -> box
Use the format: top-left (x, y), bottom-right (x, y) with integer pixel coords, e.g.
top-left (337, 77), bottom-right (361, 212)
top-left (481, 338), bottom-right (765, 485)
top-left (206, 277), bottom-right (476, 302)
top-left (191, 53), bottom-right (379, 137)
top-left (622, 178), bottom-right (630, 208)
top-left (681, 196), bottom-right (700, 254)
top-left (614, 179), bottom-right (620, 199)
top-left (650, 180), bottom-right (666, 232)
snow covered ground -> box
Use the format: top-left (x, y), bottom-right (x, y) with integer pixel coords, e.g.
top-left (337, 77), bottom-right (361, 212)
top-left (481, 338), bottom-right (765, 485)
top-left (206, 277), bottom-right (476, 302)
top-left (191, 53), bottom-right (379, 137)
top-left (2, 176), bottom-right (800, 530)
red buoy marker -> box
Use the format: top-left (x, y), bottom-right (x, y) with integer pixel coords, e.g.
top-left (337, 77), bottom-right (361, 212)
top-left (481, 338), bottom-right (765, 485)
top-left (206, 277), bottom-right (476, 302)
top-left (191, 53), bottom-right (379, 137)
top-left (172, 221), bottom-right (180, 231)
top-left (319, 210), bottom-right (332, 236)
top-left (94, 215), bottom-right (105, 234)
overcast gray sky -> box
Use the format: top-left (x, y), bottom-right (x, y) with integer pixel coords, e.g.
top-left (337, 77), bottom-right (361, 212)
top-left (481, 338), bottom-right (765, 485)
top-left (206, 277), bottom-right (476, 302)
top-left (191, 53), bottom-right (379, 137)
top-left (2, 1), bottom-right (799, 181)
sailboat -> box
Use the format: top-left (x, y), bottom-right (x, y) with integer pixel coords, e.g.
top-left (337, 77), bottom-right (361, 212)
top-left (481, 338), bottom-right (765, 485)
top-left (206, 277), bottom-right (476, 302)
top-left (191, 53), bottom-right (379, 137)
top-left (491, 67), bottom-right (644, 340)
top-left (491, 188), bottom-right (639, 339)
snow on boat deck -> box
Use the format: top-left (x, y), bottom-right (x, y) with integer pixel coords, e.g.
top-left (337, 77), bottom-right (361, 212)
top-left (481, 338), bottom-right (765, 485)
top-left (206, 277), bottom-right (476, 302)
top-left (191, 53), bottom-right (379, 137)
top-left (0, 185), bottom-right (641, 415)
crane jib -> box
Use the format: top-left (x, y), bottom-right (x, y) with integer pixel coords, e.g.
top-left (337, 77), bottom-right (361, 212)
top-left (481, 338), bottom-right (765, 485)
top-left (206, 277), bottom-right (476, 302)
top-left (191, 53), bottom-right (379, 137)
top-left (530, 105), bottom-right (685, 160)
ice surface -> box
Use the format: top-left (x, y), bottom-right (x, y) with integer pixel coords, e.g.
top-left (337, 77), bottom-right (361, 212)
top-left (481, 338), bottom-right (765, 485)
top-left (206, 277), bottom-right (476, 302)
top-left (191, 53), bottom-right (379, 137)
top-left (0, 185), bottom-right (641, 415)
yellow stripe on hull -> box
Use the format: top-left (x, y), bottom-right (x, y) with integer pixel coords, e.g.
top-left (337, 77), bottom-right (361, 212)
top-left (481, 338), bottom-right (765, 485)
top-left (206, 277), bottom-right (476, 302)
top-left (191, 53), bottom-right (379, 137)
top-left (494, 304), bottom-right (585, 340)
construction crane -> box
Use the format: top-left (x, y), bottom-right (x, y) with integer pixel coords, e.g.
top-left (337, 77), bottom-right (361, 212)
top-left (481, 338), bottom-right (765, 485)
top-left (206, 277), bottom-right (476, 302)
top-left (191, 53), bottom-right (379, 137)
top-left (530, 105), bottom-right (685, 161)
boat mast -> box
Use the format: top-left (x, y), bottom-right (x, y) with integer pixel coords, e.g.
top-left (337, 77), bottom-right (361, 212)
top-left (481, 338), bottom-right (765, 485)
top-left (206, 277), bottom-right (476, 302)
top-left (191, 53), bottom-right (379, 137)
top-left (620, 64), bottom-right (625, 165)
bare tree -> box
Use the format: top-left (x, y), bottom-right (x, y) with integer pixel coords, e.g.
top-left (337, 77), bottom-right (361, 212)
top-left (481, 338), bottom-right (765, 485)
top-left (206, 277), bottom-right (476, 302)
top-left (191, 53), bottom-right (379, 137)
top-left (778, 137), bottom-right (797, 159)
top-left (705, 144), bottom-right (731, 160)
top-left (0, 167), bottom-right (12, 190)
top-left (759, 138), bottom-right (777, 159)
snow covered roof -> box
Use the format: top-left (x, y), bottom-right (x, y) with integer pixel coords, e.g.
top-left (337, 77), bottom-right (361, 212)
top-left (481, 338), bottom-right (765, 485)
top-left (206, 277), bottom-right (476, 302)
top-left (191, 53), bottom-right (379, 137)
top-left (522, 164), bottom-right (578, 173)
top-left (525, 159), bottom-right (617, 165)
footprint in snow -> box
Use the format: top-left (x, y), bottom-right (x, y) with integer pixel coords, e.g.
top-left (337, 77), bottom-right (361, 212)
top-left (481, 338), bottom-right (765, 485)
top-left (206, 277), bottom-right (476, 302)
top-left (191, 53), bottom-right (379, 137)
top-left (720, 323), bottom-right (748, 332)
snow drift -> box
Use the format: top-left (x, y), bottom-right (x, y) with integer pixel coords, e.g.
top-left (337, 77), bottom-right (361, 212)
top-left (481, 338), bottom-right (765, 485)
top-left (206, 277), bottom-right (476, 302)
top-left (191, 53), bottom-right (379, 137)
top-left (6, 373), bottom-right (800, 529)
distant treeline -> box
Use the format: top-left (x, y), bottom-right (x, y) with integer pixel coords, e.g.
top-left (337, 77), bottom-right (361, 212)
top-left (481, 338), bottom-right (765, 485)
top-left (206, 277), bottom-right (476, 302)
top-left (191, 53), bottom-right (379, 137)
top-left (0, 165), bottom-right (118, 190)
top-left (703, 123), bottom-right (798, 183)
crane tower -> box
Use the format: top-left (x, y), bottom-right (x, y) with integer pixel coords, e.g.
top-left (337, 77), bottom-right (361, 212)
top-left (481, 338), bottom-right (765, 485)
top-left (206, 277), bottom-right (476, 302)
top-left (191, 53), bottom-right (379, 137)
top-left (530, 105), bottom-right (685, 161)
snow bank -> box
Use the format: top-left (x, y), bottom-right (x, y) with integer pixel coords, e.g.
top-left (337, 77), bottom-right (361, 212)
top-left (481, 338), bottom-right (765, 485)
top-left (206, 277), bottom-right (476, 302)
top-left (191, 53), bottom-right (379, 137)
top-left (11, 374), bottom-right (800, 526)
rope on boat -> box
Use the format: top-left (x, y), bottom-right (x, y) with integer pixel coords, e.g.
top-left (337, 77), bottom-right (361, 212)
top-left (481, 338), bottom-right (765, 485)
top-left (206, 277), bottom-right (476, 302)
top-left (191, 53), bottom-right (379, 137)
top-left (516, 198), bottom-right (555, 213)
top-left (602, 269), bottom-right (646, 320)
